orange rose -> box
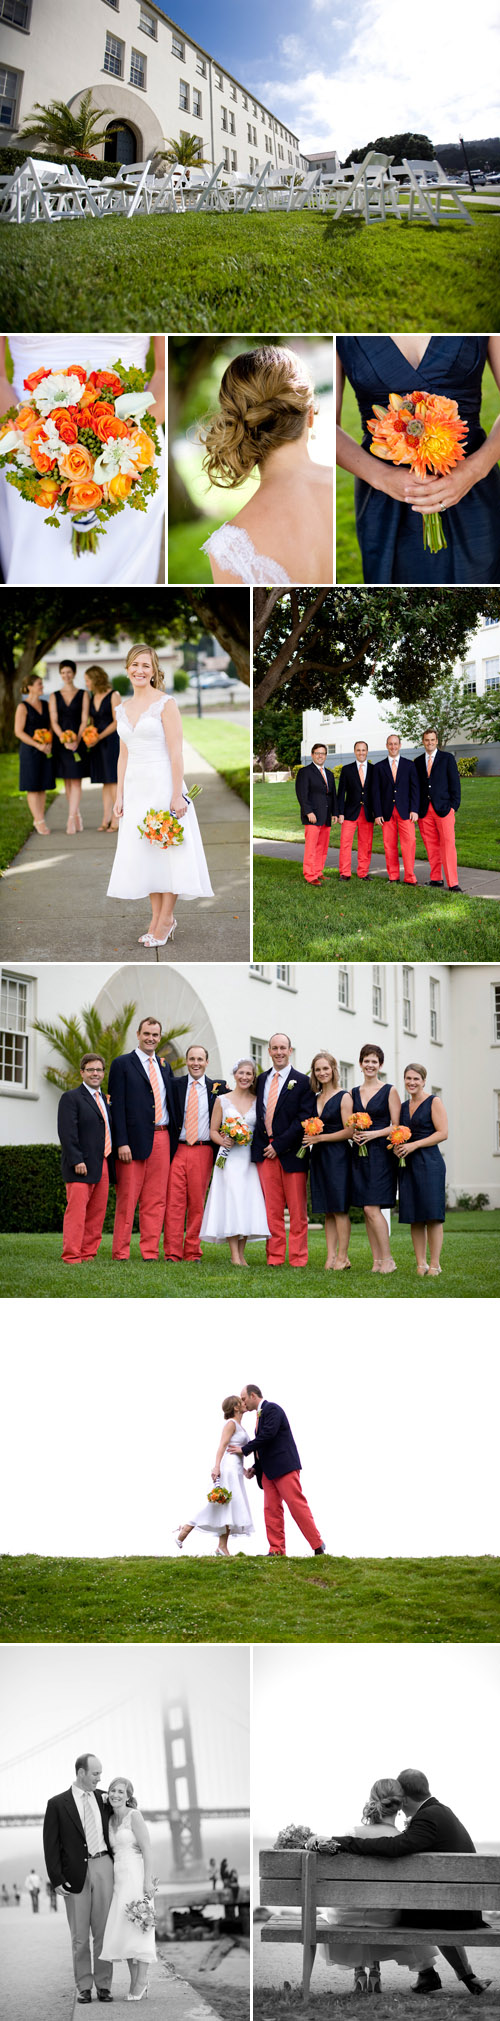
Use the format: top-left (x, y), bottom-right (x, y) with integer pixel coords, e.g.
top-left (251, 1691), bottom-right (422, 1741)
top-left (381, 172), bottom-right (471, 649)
top-left (85, 401), bottom-right (117, 441)
top-left (129, 427), bottom-right (155, 471)
top-left (87, 370), bottom-right (124, 397)
top-left (23, 368), bottom-right (51, 393)
top-left (107, 472), bottom-right (132, 502)
top-left (100, 412), bottom-right (130, 442)
top-left (66, 480), bottom-right (104, 513)
top-left (35, 478), bottom-right (61, 508)
top-left (78, 384), bottom-right (99, 412)
top-left (30, 430), bottom-right (57, 474)
top-left (15, 403), bottom-right (39, 435)
top-left (49, 407), bottom-right (79, 446)
top-left (58, 443), bottom-right (93, 484)
top-left (63, 365), bottom-right (87, 386)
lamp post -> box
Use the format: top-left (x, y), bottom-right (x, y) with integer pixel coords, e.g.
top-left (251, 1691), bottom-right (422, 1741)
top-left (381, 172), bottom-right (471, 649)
top-left (459, 135), bottom-right (475, 192)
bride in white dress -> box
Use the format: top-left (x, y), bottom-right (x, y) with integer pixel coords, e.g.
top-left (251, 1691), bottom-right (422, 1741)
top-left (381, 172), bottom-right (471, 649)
top-left (200, 1059), bottom-right (270, 1264)
top-left (175, 1395), bottom-right (255, 1558)
top-left (198, 346), bottom-right (333, 586)
top-left (317, 1779), bottom-right (436, 1996)
top-left (107, 641), bottom-right (213, 947)
top-left (101, 1778), bottom-right (156, 2003)
top-left (0, 333), bottom-right (165, 586)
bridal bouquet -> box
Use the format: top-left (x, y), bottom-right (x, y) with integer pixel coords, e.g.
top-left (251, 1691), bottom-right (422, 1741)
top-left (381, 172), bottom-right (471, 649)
top-left (297, 1116), bottom-right (324, 1161)
top-left (33, 727), bottom-right (52, 754)
top-left (138, 786), bottom-right (202, 850)
top-left (208, 1484), bottom-right (232, 1505)
top-left (0, 359), bottom-right (161, 557)
top-left (367, 391), bottom-right (468, 553)
top-left (215, 1117), bottom-right (253, 1171)
top-left (347, 1112), bottom-right (372, 1157)
top-left (388, 1123), bottom-right (412, 1167)
top-left (125, 1884), bottom-right (158, 1933)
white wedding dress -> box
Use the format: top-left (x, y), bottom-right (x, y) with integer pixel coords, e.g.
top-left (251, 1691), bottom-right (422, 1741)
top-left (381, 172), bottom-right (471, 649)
top-left (190, 1422), bottom-right (254, 1536)
top-left (201, 522), bottom-right (290, 585)
top-left (107, 694), bottom-right (213, 900)
top-left (322, 1824), bottom-right (435, 1971)
top-left (200, 1097), bottom-right (270, 1241)
top-left (101, 1815), bottom-right (156, 1964)
top-left (0, 333), bottom-right (165, 585)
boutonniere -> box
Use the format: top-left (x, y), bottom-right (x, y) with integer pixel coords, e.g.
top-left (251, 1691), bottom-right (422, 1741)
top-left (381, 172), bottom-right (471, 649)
top-left (212, 1082), bottom-right (222, 1090)
top-left (159, 1057), bottom-right (166, 1066)
top-left (287, 1079), bottom-right (297, 1089)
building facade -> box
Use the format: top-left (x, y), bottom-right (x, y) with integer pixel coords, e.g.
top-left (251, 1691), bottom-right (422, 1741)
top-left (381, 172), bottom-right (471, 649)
top-left (301, 617), bottom-right (500, 763)
top-left (1, 959), bottom-right (499, 1203)
top-left (1, 0), bottom-right (306, 176)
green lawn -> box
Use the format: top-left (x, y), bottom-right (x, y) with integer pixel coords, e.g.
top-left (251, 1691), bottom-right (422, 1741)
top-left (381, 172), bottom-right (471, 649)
top-left (255, 1990), bottom-right (500, 2021)
top-left (184, 714), bottom-right (250, 803)
top-left (1, 1553), bottom-right (499, 1643)
top-left (2, 212), bottom-right (499, 332)
top-left (253, 856), bottom-right (500, 960)
top-left (253, 778), bottom-right (500, 872)
top-left (1, 1219), bottom-right (499, 1299)
top-left (336, 360), bottom-right (500, 582)
top-left (0, 751), bottom-right (59, 873)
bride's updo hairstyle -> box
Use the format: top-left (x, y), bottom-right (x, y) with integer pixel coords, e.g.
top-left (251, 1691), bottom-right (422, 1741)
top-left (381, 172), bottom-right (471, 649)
top-left (232, 1057), bottom-right (257, 1091)
top-left (126, 643), bottom-right (165, 692)
top-left (222, 1395), bottom-right (243, 1419)
top-left (108, 1777), bottom-right (138, 1809)
top-left (310, 1050), bottom-right (340, 1092)
top-left (362, 1777), bottom-right (404, 1824)
top-left (201, 347), bottom-right (316, 488)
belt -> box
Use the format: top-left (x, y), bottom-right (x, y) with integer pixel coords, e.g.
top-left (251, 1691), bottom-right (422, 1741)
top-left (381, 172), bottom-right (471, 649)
top-left (181, 1139), bottom-right (210, 1148)
top-left (154, 1124), bottom-right (169, 1131)
top-left (88, 1851), bottom-right (110, 1860)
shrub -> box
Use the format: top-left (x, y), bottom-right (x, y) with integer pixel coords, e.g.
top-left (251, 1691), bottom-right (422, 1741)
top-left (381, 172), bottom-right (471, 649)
top-left (0, 1143), bottom-right (123, 1234)
top-left (173, 670), bottom-right (190, 692)
top-left (112, 674), bottom-right (133, 696)
top-left (454, 1190), bottom-right (490, 1211)
top-left (0, 147), bottom-right (121, 181)
top-left (457, 755), bottom-right (478, 777)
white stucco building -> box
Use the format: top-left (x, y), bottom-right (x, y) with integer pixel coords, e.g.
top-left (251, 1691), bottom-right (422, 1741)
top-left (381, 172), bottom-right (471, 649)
top-left (1, 959), bottom-right (500, 1203)
top-left (1, 0), bottom-right (306, 175)
top-left (302, 617), bottom-right (500, 762)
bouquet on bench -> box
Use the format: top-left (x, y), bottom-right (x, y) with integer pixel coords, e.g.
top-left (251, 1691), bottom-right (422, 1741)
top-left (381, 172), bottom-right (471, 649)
top-left (0, 359), bottom-right (161, 557)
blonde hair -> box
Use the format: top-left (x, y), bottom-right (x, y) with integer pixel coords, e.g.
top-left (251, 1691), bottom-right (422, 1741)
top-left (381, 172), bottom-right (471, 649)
top-left (126, 643), bottom-right (165, 691)
top-left (201, 346), bottom-right (315, 487)
top-left (87, 663), bottom-right (110, 695)
top-left (222, 1394), bottom-right (242, 1420)
top-left (362, 1778), bottom-right (404, 1824)
top-left (108, 1777), bottom-right (137, 1808)
top-left (310, 1051), bottom-right (340, 1092)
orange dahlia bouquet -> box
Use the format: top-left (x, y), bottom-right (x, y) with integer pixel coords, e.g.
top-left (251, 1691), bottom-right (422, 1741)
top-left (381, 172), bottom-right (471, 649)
top-left (367, 392), bottom-right (468, 554)
top-left (388, 1123), bottom-right (412, 1167)
top-left (347, 1112), bottom-right (372, 1157)
top-left (297, 1116), bottom-right (324, 1160)
top-left (0, 359), bottom-right (161, 557)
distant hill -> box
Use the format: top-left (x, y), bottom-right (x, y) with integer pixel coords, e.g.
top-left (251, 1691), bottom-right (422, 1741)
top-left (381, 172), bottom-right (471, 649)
top-left (436, 137), bottom-right (500, 173)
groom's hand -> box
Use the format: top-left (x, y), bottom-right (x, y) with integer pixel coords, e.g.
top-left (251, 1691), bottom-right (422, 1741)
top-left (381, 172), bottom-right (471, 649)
top-left (263, 1144), bottom-right (277, 1159)
top-left (118, 1144), bottom-right (133, 1162)
top-left (307, 812), bottom-right (317, 824)
top-left (75, 1161), bottom-right (87, 1175)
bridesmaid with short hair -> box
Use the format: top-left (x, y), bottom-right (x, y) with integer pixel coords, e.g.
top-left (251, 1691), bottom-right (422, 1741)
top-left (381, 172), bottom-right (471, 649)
top-left (308, 1051), bottom-right (352, 1272)
top-left (392, 1062), bottom-right (447, 1278)
top-left (49, 658), bottom-right (88, 835)
top-left (345, 1044), bottom-right (400, 1275)
top-left (14, 670), bottom-right (55, 834)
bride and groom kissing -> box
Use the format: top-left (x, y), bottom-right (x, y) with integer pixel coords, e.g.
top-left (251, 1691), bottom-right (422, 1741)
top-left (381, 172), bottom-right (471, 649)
top-left (43, 1751), bottom-right (155, 2003)
top-left (175, 1386), bottom-right (325, 1558)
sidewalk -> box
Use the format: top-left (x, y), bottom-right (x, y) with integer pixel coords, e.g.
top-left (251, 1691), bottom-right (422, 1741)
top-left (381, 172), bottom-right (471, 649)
top-left (0, 742), bottom-right (249, 962)
top-left (253, 837), bottom-right (500, 899)
top-left (0, 1905), bottom-right (228, 2021)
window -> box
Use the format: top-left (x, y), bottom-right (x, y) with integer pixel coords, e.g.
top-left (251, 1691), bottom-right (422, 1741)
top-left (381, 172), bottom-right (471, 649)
top-left (484, 617), bottom-right (497, 626)
top-left (430, 977), bottom-right (440, 1042)
top-left (253, 125), bottom-right (257, 145)
top-left (242, 92), bottom-right (247, 108)
top-left (172, 31), bottom-right (185, 59)
top-left (196, 54), bottom-right (206, 75)
top-left (104, 30), bottom-right (123, 76)
top-left (222, 146), bottom-right (229, 169)
top-left (278, 143), bottom-right (284, 161)
top-left (130, 47), bottom-right (145, 87)
top-left (193, 87), bottom-right (202, 118)
top-left (250, 963), bottom-right (266, 979)
top-left (139, 3), bottom-right (156, 34)
top-left (402, 965), bottom-right (414, 1033)
top-left (251, 1038), bottom-right (265, 1070)
top-left (339, 1061), bottom-right (353, 1092)
top-left (229, 82), bottom-right (236, 100)
top-left (338, 966), bottom-right (351, 1010)
top-left (229, 111), bottom-right (235, 135)
top-left (485, 656), bottom-right (500, 689)
top-left (495, 1091), bottom-right (500, 1154)
top-left (221, 106), bottom-right (227, 129)
top-left (103, 0), bottom-right (119, 7)
top-left (252, 100), bottom-right (257, 114)
top-left (261, 108), bottom-right (265, 122)
top-left (0, 0), bottom-right (30, 25)
top-left (0, 62), bottom-right (21, 125)
top-left (288, 149), bottom-right (293, 165)
top-left (231, 149), bottom-right (237, 170)
top-left (276, 964), bottom-right (294, 988)
top-left (0, 973), bottom-right (29, 1089)
top-left (247, 122), bottom-right (252, 143)
top-left (214, 68), bottom-right (223, 89)
top-left (492, 984), bottom-right (500, 1043)
top-left (179, 80), bottom-right (189, 111)
top-left (372, 965), bottom-right (385, 1022)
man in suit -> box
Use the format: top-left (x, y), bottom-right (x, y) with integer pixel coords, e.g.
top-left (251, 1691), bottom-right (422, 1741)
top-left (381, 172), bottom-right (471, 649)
top-left (337, 1766), bottom-right (489, 1997)
top-left (43, 1750), bottom-right (113, 2004)
top-left (372, 733), bottom-right (419, 884)
top-left (58, 1054), bottom-right (114, 1266)
top-left (295, 742), bottom-right (337, 885)
top-left (415, 727), bottom-right (462, 892)
top-left (108, 1016), bottom-right (175, 1261)
top-left (251, 1032), bottom-right (315, 1267)
top-left (164, 1044), bottom-right (227, 1262)
top-left (240, 1384), bottom-right (325, 1555)
top-left (337, 739), bottom-right (375, 880)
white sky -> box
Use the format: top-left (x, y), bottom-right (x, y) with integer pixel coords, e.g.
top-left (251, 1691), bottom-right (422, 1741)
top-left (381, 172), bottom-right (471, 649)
top-left (253, 1644), bottom-right (500, 1841)
top-left (261, 0), bottom-right (500, 157)
top-left (1, 1301), bottom-right (498, 1558)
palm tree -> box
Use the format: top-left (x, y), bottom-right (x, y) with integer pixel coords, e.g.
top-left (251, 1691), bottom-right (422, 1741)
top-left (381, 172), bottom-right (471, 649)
top-left (158, 134), bottom-right (208, 173)
top-left (33, 1002), bottom-right (190, 1094)
top-left (18, 89), bottom-right (112, 159)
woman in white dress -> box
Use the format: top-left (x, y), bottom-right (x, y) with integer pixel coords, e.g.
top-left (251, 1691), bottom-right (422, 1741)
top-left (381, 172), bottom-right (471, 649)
top-left (197, 346), bottom-right (333, 587)
top-left (201, 1059), bottom-right (270, 1265)
top-left (0, 334), bottom-right (164, 586)
top-left (175, 1395), bottom-right (254, 1558)
top-left (316, 1779), bottom-right (436, 1996)
top-left (108, 642), bottom-right (213, 947)
top-left (101, 1777), bottom-right (156, 2004)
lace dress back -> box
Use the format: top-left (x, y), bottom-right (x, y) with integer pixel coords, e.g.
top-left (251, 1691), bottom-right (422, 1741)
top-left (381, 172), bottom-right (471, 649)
top-left (202, 522), bottom-right (291, 585)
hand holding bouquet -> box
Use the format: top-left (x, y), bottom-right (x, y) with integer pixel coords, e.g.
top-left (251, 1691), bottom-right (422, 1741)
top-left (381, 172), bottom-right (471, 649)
top-left (33, 727), bottom-right (52, 754)
top-left (388, 1123), bottom-right (412, 1166)
top-left (82, 723), bottom-right (99, 749)
top-left (347, 1112), bottom-right (372, 1157)
top-left (138, 786), bottom-right (202, 851)
top-left (125, 1885), bottom-right (158, 1933)
top-left (0, 359), bottom-right (161, 557)
top-left (297, 1116), bottom-right (324, 1160)
top-left (367, 391), bottom-right (468, 553)
top-left (215, 1117), bottom-right (253, 1171)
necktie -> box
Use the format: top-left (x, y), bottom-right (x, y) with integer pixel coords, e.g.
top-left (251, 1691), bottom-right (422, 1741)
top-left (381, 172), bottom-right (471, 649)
top-left (94, 1089), bottom-right (111, 1157)
top-left (83, 1792), bottom-right (100, 1857)
top-left (427, 755), bottom-right (432, 776)
top-left (185, 1081), bottom-right (199, 1144)
top-left (149, 1058), bottom-right (163, 1124)
top-left (320, 767), bottom-right (327, 784)
top-left (265, 1072), bottom-right (280, 1136)
top-left (358, 763), bottom-right (365, 784)
top-left (391, 760), bottom-right (398, 782)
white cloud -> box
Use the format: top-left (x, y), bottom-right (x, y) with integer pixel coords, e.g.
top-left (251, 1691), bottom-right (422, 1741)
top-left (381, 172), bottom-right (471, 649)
top-left (262, 0), bottom-right (500, 156)
top-left (278, 33), bottom-right (306, 65)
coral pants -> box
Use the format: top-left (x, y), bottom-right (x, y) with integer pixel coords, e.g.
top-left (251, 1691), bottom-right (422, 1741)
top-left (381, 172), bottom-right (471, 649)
top-left (62, 1160), bottom-right (109, 1263)
top-left (303, 823), bottom-right (331, 882)
top-left (339, 808), bottom-right (373, 878)
top-left (381, 811), bottom-right (417, 883)
top-left (257, 1158), bottom-right (308, 1266)
top-left (418, 806), bottom-right (458, 888)
top-left (112, 1131), bottom-right (170, 1260)
top-left (164, 1142), bottom-right (213, 1260)
top-left (263, 1470), bottom-right (323, 1554)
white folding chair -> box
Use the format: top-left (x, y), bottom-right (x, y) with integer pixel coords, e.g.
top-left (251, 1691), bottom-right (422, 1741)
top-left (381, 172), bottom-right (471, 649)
top-left (0, 161), bottom-right (33, 223)
top-left (22, 157), bottom-right (101, 221)
top-left (288, 168), bottom-right (323, 210)
top-left (402, 158), bottom-right (472, 227)
top-left (330, 151), bottom-right (399, 223)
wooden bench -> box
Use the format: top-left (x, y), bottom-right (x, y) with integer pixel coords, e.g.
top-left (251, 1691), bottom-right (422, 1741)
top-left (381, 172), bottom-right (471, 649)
top-left (259, 1848), bottom-right (500, 1993)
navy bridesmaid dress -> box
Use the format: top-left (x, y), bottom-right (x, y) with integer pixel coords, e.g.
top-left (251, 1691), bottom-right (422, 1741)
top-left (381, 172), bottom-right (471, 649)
top-left (52, 690), bottom-right (84, 778)
top-left (350, 1082), bottom-right (397, 1209)
top-left (337, 336), bottom-right (500, 583)
top-left (397, 1095), bottom-right (446, 1224)
top-left (18, 697), bottom-right (55, 791)
top-left (309, 1092), bottom-right (351, 1215)
top-left (89, 691), bottom-right (120, 785)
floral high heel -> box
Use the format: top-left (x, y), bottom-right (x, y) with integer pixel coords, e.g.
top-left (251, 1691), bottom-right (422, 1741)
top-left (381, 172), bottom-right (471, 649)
top-left (150, 918), bottom-right (177, 948)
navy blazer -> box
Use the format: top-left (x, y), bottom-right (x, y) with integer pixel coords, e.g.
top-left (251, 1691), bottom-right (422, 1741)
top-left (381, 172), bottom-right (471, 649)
top-left (43, 1788), bottom-right (113, 1895)
top-left (251, 1067), bottom-right (315, 1173)
top-left (58, 1083), bottom-right (114, 1186)
top-left (415, 748), bottom-right (461, 818)
top-left (339, 1795), bottom-right (482, 1931)
top-left (108, 1051), bottom-right (175, 1160)
top-left (337, 760), bottom-right (375, 823)
top-left (241, 1399), bottom-right (301, 1487)
top-left (169, 1074), bottom-right (228, 1158)
top-left (295, 763), bottom-right (337, 827)
top-left (372, 754), bottom-right (419, 821)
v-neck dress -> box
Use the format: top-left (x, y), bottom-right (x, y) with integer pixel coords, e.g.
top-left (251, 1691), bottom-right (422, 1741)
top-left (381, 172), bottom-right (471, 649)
top-left (337, 336), bottom-right (500, 583)
top-left (309, 1091), bottom-right (351, 1215)
top-left (107, 694), bottom-right (213, 900)
top-left (397, 1095), bottom-right (446, 1224)
top-left (350, 1082), bottom-right (397, 1209)
top-left (18, 696), bottom-right (55, 791)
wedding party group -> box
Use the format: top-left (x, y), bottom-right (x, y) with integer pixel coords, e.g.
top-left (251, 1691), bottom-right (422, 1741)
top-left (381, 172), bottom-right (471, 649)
top-left (296, 730), bottom-right (462, 891)
top-left (175, 1385), bottom-right (325, 1560)
top-left (43, 1750), bottom-right (157, 2004)
top-left (57, 1026), bottom-right (447, 1278)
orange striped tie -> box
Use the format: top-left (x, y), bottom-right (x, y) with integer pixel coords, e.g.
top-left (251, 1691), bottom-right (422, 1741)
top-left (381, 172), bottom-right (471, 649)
top-left (427, 755), bottom-right (432, 775)
top-left (265, 1072), bottom-right (280, 1136)
top-left (185, 1081), bottom-right (199, 1144)
top-left (391, 760), bottom-right (397, 782)
top-left (149, 1058), bottom-right (163, 1124)
top-left (95, 1090), bottom-right (111, 1157)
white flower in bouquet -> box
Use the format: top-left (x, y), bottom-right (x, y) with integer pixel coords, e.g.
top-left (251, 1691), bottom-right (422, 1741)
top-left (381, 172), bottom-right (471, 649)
top-left (33, 372), bottom-right (87, 416)
top-left (93, 438), bottom-right (144, 483)
top-left (114, 391), bottom-right (155, 421)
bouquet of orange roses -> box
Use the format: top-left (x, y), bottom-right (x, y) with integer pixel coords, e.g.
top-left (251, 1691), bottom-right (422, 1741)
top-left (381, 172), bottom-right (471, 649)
top-left (33, 727), bottom-right (52, 754)
top-left (82, 723), bottom-right (99, 749)
top-left (0, 359), bottom-right (160, 557)
top-left (388, 1123), bottom-right (412, 1167)
top-left (215, 1116), bottom-right (253, 1171)
top-left (367, 391), bottom-right (468, 554)
top-left (138, 786), bottom-right (202, 851)
top-left (297, 1116), bottom-right (324, 1160)
top-left (207, 1485), bottom-right (232, 1505)
top-left (347, 1112), bottom-right (372, 1157)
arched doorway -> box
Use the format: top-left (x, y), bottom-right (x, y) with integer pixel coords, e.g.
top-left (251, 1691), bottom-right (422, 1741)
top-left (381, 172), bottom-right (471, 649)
top-left (105, 120), bottom-right (137, 165)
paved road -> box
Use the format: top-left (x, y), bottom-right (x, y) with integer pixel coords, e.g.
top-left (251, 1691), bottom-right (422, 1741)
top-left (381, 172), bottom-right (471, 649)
top-left (253, 837), bottom-right (500, 899)
top-left (0, 742), bottom-right (250, 962)
top-left (0, 1904), bottom-right (227, 2020)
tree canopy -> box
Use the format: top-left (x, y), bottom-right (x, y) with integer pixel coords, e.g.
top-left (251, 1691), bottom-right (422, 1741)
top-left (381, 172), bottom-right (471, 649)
top-left (253, 587), bottom-right (500, 713)
top-left (345, 132), bottom-right (434, 166)
top-left (383, 669), bottom-right (481, 747)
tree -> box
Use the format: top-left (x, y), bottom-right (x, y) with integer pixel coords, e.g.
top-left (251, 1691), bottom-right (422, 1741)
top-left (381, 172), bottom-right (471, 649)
top-left (33, 1001), bottom-right (190, 1095)
top-left (159, 135), bottom-right (208, 169)
top-left (253, 700), bottom-right (303, 776)
top-left (381, 669), bottom-right (477, 747)
top-left (18, 89), bottom-right (112, 158)
top-left (345, 132), bottom-right (434, 166)
top-left (168, 337), bottom-right (223, 524)
top-left (253, 586), bottom-right (500, 712)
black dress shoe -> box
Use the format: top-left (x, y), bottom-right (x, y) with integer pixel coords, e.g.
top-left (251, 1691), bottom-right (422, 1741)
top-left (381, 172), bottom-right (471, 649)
top-left (449, 885), bottom-right (463, 893)
top-left (77, 1995), bottom-right (92, 2005)
top-left (339, 874), bottom-right (351, 880)
top-left (314, 1543), bottom-right (326, 1553)
top-left (412, 1967), bottom-right (442, 1993)
top-left (97, 1993), bottom-right (113, 2003)
top-left (429, 879), bottom-right (444, 886)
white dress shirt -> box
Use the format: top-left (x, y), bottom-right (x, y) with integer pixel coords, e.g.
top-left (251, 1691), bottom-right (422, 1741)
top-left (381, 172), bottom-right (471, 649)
top-left (263, 1063), bottom-right (292, 1107)
top-left (426, 748), bottom-right (437, 770)
top-left (71, 1785), bottom-right (107, 1852)
top-left (387, 753), bottom-right (400, 773)
top-left (135, 1045), bottom-right (169, 1124)
top-left (180, 1073), bottom-right (210, 1142)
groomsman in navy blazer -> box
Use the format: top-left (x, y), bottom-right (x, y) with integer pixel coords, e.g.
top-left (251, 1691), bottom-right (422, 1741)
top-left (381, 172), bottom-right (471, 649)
top-left (108, 1015), bottom-right (175, 1260)
top-left (372, 733), bottom-right (419, 884)
top-left (58, 1053), bottom-right (114, 1265)
top-left (240, 1384), bottom-right (325, 1555)
top-left (251, 1032), bottom-right (315, 1266)
top-left (295, 742), bottom-right (337, 885)
top-left (337, 739), bottom-right (375, 879)
top-left (415, 727), bottom-right (462, 892)
top-left (164, 1044), bottom-right (227, 1262)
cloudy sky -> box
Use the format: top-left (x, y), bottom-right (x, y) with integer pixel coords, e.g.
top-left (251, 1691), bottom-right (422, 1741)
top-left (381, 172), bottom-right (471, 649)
top-left (155, 1), bottom-right (500, 155)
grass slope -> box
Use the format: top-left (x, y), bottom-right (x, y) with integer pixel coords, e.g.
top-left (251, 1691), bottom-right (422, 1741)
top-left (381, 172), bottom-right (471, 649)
top-left (1, 1554), bottom-right (499, 1644)
top-left (2, 214), bottom-right (499, 333)
top-left (253, 779), bottom-right (500, 873)
top-left (1, 1220), bottom-right (499, 1299)
top-left (0, 752), bottom-right (58, 873)
top-left (336, 360), bottom-right (500, 583)
top-left (184, 715), bottom-right (250, 803)
top-left (253, 857), bottom-right (500, 960)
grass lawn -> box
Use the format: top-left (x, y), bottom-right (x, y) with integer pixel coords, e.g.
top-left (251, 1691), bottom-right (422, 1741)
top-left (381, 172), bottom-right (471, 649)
top-left (184, 714), bottom-right (250, 803)
top-left (2, 213), bottom-right (500, 333)
top-left (253, 856), bottom-right (500, 960)
top-left (254, 1988), bottom-right (500, 2021)
top-left (0, 751), bottom-right (58, 873)
top-left (1, 1553), bottom-right (499, 1643)
top-left (336, 361), bottom-right (500, 582)
top-left (253, 778), bottom-right (500, 873)
top-left (1, 1218), bottom-right (499, 1299)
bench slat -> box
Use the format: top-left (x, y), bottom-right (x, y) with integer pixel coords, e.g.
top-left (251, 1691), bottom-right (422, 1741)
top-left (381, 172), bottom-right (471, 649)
top-left (260, 1878), bottom-right (500, 1908)
top-left (261, 1923), bottom-right (500, 1947)
top-left (259, 1852), bottom-right (500, 1883)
